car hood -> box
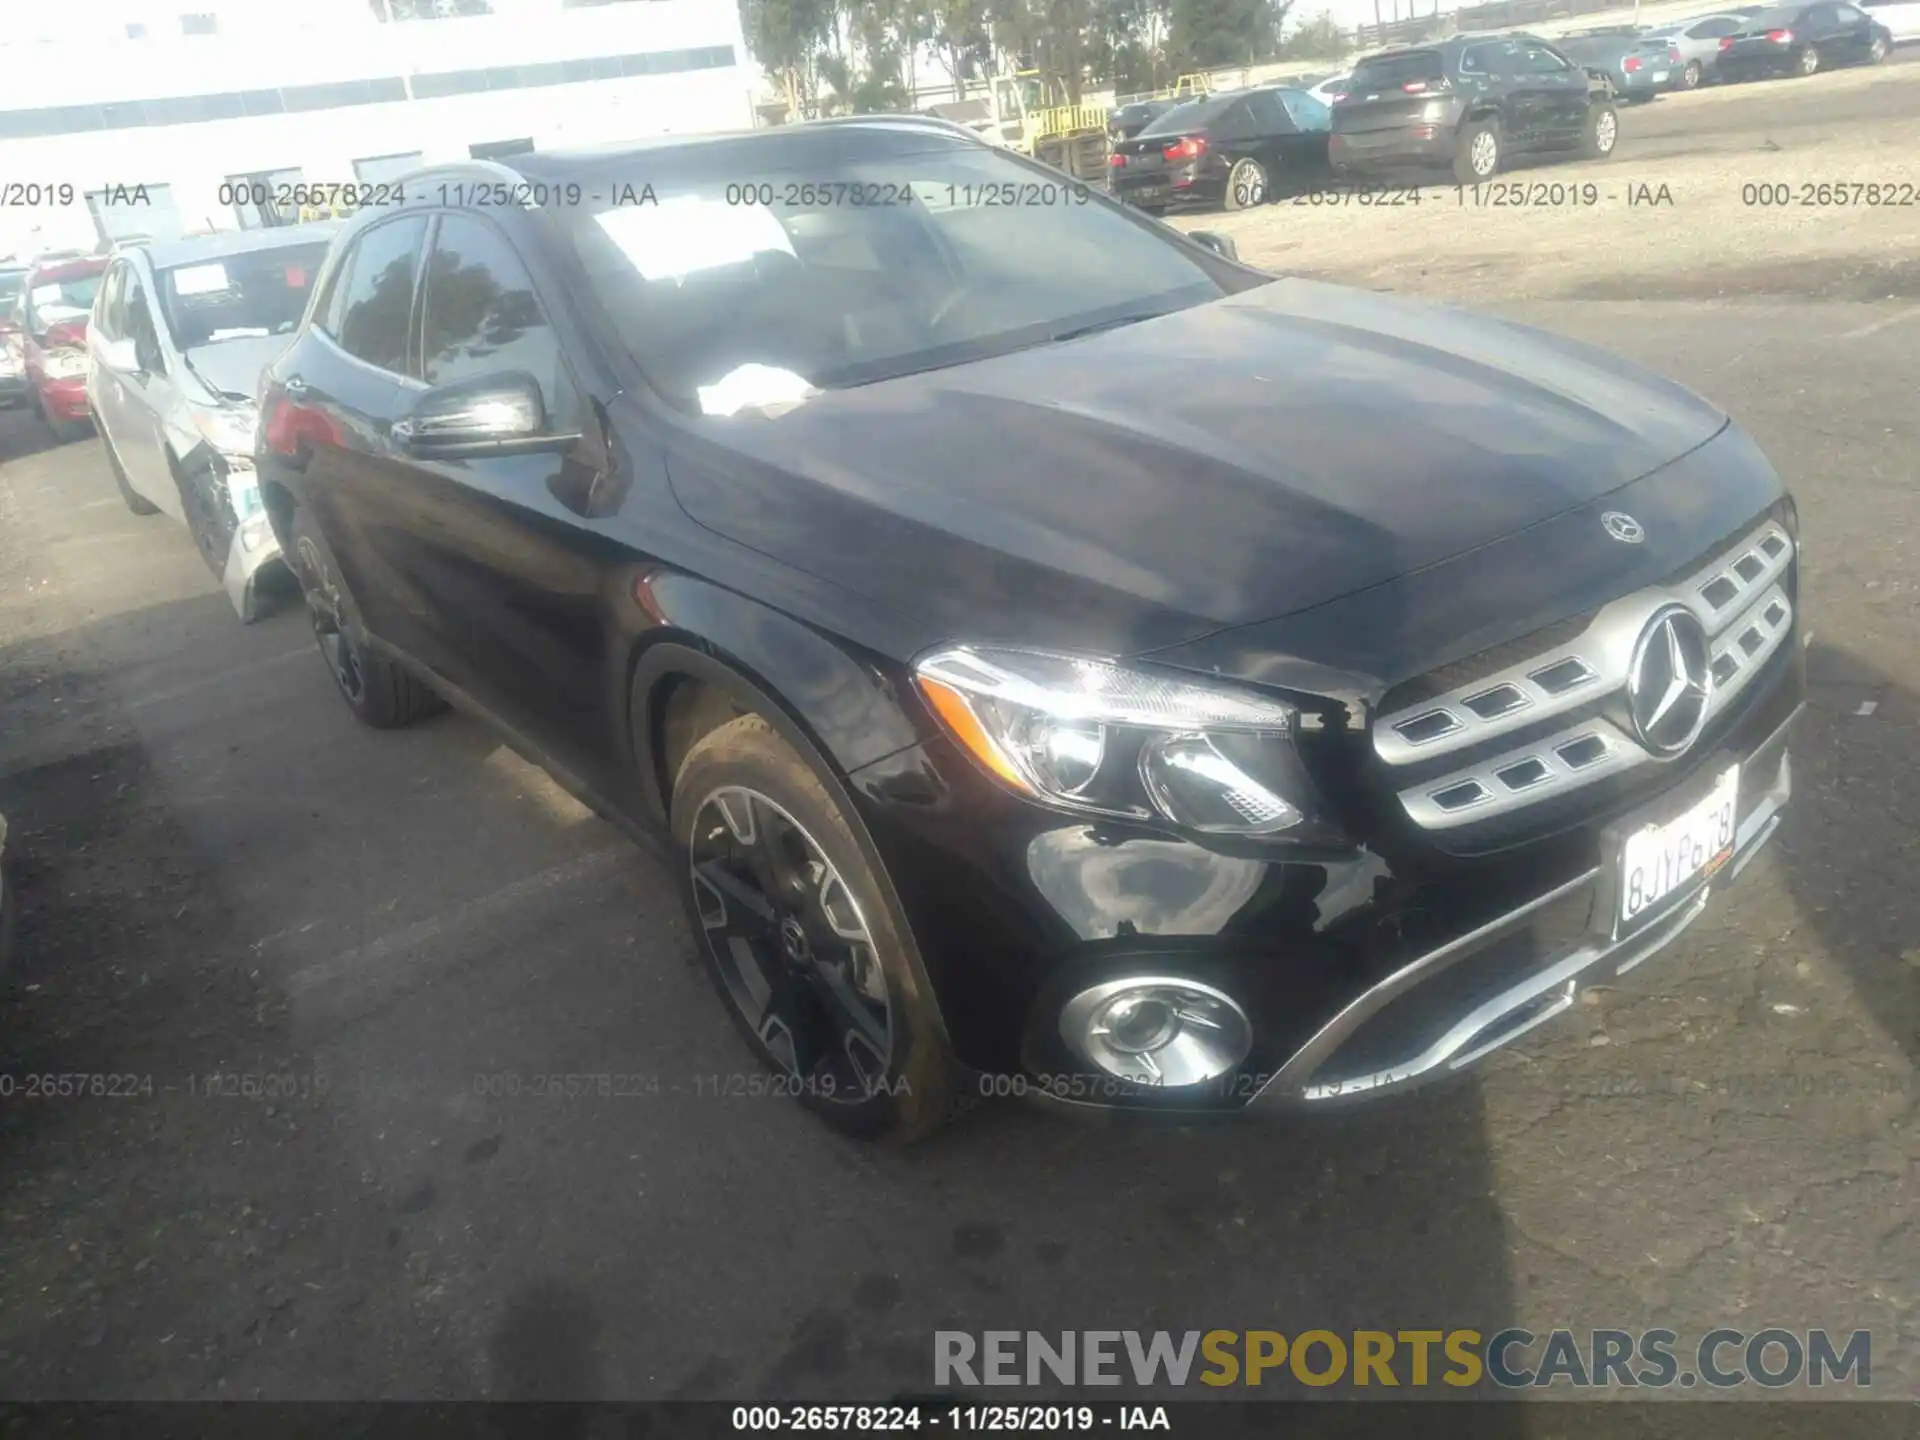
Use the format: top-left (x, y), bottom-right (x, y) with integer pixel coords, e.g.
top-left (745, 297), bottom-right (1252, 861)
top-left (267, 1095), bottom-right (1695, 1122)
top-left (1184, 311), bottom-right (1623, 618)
top-left (663, 277), bottom-right (1730, 659)
top-left (180, 335), bottom-right (293, 402)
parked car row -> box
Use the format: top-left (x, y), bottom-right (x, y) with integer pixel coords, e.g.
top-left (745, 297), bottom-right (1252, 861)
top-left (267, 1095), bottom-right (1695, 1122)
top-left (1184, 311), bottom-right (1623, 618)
top-left (1104, 2), bottom-right (1899, 211)
top-left (17, 117), bottom-right (1807, 1141)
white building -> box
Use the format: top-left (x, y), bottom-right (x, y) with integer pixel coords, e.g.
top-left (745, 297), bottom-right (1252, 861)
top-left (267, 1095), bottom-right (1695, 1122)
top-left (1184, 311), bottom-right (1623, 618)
top-left (0, 0), bottom-right (757, 257)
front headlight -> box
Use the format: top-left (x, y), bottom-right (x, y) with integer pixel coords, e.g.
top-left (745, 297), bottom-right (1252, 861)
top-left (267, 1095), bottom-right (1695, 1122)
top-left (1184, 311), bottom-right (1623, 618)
top-left (42, 349), bottom-right (89, 380)
top-left (913, 645), bottom-right (1308, 836)
top-left (192, 405), bottom-right (258, 458)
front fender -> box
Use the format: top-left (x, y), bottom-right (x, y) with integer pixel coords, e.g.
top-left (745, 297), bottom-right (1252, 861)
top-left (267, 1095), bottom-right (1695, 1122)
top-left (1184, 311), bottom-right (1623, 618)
top-left (624, 571), bottom-right (926, 823)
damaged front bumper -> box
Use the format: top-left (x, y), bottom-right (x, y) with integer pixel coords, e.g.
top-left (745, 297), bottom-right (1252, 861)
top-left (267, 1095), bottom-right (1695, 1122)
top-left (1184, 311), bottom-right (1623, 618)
top-left (215, 461), bottom-right (286, 624)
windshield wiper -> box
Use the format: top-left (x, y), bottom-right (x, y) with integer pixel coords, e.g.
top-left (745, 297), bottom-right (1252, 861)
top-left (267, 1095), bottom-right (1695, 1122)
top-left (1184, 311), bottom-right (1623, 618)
top-left (1048, 309), bottom-right (1175, 345)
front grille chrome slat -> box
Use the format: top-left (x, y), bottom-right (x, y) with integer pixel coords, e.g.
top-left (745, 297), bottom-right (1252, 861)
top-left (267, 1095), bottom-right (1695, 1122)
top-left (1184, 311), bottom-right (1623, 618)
top-left (1400, 719), bottom-right (1648, 830)
top-left (1378, 520), bottom-right (1795, 831)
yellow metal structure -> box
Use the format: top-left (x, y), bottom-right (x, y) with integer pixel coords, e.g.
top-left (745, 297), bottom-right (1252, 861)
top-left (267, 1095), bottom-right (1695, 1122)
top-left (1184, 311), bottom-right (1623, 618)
top-left (984, 70), bottom-right (1111, 182)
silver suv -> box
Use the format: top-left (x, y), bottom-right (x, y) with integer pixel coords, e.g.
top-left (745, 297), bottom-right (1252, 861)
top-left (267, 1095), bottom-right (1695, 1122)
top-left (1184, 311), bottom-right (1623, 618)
top-left (85, 223), bottom-right (338, 620)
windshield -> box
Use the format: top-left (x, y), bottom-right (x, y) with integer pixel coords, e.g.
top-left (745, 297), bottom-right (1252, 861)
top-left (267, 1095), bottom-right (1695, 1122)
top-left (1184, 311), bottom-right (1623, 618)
top-left (563, 141), bottom-right (1232, 415)
top-left (28, 273), bottom-right (101, 329)
top-left (1349, 51), bottom-right (1447, 88)
top-left (158, 241), bottom-right (331, 348)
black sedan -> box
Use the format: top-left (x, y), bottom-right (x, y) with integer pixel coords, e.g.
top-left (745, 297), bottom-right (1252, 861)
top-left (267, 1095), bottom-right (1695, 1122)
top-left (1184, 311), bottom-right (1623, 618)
top-left (1716, 2), bottom-right (1893, 77)
top-left (1108, 86), bottom-right (1332, 211)
top-left (257, 119), bottom-right (1805, 1141)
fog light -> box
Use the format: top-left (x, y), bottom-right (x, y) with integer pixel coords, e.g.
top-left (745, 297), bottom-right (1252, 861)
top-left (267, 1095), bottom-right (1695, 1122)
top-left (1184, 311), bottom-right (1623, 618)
top-left (1059, 976), bottom-right (1252, 1087)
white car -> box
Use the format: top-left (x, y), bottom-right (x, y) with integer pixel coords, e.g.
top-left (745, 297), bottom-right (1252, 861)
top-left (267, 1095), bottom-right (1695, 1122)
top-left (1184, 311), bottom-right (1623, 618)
top-left (1306, 73), bottom-right (1352, 104)
top-left (85, 223), bottom-right (340, 620)
top-left (1857, 0), bottom-right (1920, 40)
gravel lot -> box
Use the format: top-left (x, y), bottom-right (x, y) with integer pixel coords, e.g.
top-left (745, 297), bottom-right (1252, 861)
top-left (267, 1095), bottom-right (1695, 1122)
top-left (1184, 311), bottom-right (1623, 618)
top-left (1179, 56), bottom-right (1920, 304)
top-left (0, 57), bottom-right (1916, 1411)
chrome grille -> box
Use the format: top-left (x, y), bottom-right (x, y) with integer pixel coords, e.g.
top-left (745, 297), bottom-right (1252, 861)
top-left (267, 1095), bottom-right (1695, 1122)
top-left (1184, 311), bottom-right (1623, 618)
top-left (1380, 520), bottom-right (1795, 831)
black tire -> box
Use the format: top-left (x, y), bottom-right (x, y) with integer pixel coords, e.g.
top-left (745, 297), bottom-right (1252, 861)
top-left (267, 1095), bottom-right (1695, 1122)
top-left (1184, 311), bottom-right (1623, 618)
top-left (1797, 44), bottom-right (1821, 76)
top-left (1580, 102), bottom-right (1620, 161)
top-left (1222, 156), bottom-right (1269, 211)
top-left (1452, 119), bottom-right (1501, 183)
top-left (671, 713), bottom-right (961, 1143)
top-left (100, 432), bottom-right (159, 515)
top-left (288, 506), bottom-right (445, 729)
top-left (1681, 60), bottom-right (1702, 89)
top-left (174, 457), bottom-right (238, 577)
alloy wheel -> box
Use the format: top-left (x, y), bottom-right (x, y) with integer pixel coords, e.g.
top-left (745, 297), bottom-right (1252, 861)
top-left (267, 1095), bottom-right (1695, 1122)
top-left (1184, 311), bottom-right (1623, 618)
top-left (295, 535), bottom-right (365, 704)
top-left (1229, 159), bottom-right (1268, 208)
top-left (1799, 46), bottom-right (1820, 74)
top-left (688, 785), bottom-right (893, 1104)
top-left (1870, 36), bottom-right (1888, 62)
top-left (1595, 110), bottom-right (1618, 153)
top-left (1470, 130), bottom-right (1499, 177)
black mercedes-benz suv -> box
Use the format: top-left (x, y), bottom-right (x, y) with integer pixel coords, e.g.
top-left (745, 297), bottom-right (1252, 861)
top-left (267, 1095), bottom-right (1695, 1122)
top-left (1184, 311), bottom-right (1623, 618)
top-left (257, 118), bottom-right (1803, 1142)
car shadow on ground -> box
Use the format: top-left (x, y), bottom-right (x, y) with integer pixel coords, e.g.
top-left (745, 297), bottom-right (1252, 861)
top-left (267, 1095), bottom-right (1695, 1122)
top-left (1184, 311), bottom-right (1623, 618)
top-left (1775, 641), bottom-right (1920, 1075)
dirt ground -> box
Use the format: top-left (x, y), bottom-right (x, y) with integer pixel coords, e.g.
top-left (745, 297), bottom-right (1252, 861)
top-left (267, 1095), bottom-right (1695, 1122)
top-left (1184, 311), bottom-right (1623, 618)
top-left (0, 54), bottom-right (1917, 1412)
top-left (1179, 59), bottom-right (1920, 305)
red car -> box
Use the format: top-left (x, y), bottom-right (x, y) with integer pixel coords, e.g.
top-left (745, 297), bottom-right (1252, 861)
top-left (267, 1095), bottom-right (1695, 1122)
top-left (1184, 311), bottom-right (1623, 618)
top-left (12, 254), bottom-right (107, 442)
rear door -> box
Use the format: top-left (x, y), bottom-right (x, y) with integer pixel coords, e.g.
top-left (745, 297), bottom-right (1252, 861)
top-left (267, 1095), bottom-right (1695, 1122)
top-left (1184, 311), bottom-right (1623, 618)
top-left (1515, 40), bottom-right (1591, 144)
top-left (1829, 2), bottom-right (1878, 52)
top-left (111, 265), bottom-right (182, 516)
top-left (386, 210), bottom-right (612, 770)
top-left (288, 213), bottom-right (435, 659)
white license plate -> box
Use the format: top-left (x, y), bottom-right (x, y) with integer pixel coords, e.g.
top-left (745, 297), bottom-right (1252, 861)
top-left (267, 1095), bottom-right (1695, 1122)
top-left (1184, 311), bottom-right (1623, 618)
top-left (1619, 764), bottom-right (1739, 928)
top-left (1652, 70), bottom-right (1670, 82)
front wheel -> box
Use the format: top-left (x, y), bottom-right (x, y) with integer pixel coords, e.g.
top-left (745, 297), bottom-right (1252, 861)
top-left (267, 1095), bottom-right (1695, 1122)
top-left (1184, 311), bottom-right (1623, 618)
top-left (1868, 35), bottom-right (1889, 64)
top-left (671, 714), bottom-right (961, 1143)
top-left (289, 507), bottom-right (444, 728)
top-left (1798, 44), bottom-right (1821, 75)
top-left (1580, 102), bottom-right (1620, 161)
top-left (1223, 156), bottom-right (1269, 210)
top-left (1453, 121), bottom-right (1501, 183)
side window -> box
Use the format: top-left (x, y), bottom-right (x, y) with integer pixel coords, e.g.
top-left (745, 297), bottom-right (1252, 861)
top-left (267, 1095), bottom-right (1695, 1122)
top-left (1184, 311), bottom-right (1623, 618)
top-left (1213, 100), bottom-right (1257, 140)
top-left (1806, 3), bottom-right (1839, 22)
top-left (334, 215), bottom-right (428, 373)
top-left (418, 213), bottom-right (571, 422)
top-left (1692, 17), bottom-right (1740, 35)
top-left (1242, 90), bottom-right (1294, 133)
top-left (317, 247), bottom-right (357, 340)
top-left (1520, 43), bottom-right (1574, 73)
top-left (1279, 90), bottom-right (1331, 131)
top-left (95, 263), bottom-right (127, 341)
top-left (124, 272), bottom-right (165, 373)
top-left (1833, 4), bottom-right (1866, 19)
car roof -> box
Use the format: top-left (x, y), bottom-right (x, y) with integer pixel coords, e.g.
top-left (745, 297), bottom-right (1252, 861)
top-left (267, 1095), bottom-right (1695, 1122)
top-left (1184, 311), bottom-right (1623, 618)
top-left (131, 222), bottom-right (344, 272)
top-left (27, 255), bottom-right (108, 283)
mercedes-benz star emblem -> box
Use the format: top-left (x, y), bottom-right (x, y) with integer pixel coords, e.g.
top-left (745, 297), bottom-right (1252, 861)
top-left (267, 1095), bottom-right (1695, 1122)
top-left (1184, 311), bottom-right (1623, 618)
top-left (778, 915), bottom-right (812, 964)
top-left (1626, 606), bottom-right (1713, 757)
top-left (1602, 511), bottom-right (1645, 544)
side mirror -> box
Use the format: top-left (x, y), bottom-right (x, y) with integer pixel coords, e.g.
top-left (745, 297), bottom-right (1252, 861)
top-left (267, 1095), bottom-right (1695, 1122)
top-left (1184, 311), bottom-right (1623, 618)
top-left (1189, 230), bottom-right (1240, 262)
top-left (98, 336), bottom-right (142, 373)
top-left (392, 371), bottom-right (581, 459)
